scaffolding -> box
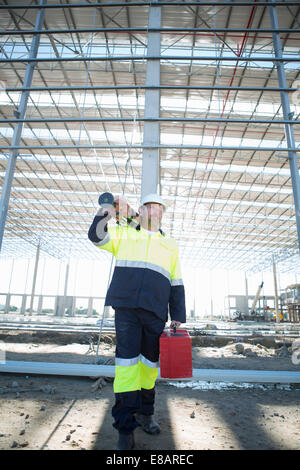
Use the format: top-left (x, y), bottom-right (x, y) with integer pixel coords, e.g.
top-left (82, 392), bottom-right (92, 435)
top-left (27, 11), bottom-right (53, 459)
top-left (280, 283), bottom-right (300, 321)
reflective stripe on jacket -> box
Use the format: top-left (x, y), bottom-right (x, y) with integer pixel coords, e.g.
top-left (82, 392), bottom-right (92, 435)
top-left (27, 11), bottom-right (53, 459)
top-left (88, 215), bottom-right (186, 323)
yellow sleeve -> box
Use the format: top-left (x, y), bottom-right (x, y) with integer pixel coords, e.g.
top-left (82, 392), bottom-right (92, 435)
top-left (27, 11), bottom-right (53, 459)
top-left (96, 225), bottom-right (123, 256)
top-left (170, 244), bottom-right (183, 285)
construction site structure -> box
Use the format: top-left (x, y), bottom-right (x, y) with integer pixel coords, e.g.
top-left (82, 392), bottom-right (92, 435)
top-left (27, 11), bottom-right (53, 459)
top-left (280, 284), bottom-right (300, 323)
top-left (250, 282), bottom-right (264, 315)
top-left (226, 283), bottom-right (300, 323)
top-left (225, 294), bottom-right (279, 322)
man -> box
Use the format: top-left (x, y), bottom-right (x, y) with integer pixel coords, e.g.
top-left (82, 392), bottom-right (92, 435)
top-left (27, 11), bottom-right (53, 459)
top-left (88, 193), bottom-right (186, 450)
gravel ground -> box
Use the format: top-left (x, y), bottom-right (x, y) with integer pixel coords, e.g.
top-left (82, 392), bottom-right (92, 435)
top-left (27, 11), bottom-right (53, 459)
top-left (0, 330), bottom-right (299, 451)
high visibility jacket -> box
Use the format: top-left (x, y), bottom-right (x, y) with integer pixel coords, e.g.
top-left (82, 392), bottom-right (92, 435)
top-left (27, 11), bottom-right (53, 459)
top-left (88, 213), bottom-right (186, 323)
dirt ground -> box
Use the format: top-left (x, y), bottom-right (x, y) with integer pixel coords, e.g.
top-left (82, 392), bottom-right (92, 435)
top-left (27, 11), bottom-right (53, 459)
top-left (0, 330), bottom-right (300, 451)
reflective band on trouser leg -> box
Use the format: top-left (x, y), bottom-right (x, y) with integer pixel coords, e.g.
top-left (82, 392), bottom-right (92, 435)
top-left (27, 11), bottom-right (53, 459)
top-left (114, 363), bottom-right (141, 393)
top-left (140, 355), bottom-right (159, 390)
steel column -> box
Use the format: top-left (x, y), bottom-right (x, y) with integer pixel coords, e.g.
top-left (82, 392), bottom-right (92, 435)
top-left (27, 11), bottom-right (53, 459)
top-left (272, 256), bottom-right (280, 324)
top-left (4, 294), bottom-right (11, 315)
top-left (0, 0), bottom-right (46, 252)
top-left (37, 295), bottom-right (43, 315)
top-left (88, 297), bottom-right (93, 317)
top-left (61, 262), bottom-right (70, 317)
top-left (141, 3), bottom-right (161, 198)
top-left (20, 295), bottom-right (27, 315)
top-left (268, 0), bottom-right (300, 252)
top-left (245, 273), bottom-right (249, 315)
top-left (28, 243), bottom-right (40, 316)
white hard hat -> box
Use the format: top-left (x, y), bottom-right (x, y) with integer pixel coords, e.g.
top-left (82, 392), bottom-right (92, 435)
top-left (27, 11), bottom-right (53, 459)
top-left (140, 193), bottom-right (167, 209)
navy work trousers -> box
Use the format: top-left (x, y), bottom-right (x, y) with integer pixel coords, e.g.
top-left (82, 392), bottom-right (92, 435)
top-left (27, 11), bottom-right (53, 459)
top-left (112, 307), bottom-right (165, 435)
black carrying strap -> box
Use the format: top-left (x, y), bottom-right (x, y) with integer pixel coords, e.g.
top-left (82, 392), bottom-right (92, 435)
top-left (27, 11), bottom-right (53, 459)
top-left (170, 325), bottom-right (184, 336)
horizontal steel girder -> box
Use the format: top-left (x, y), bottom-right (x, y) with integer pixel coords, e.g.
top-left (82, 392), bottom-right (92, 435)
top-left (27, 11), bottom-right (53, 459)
top-left (3, 85), bottom-right (297, 93)
top-left (1, 55), bottom-right (299, 63)
top-left (0, 361), bottom-right (300, 383)
top-left (0, 144), bottom-right (298, 152)
top-left (1, 2), bottom-right (300, 9)
top-left (1, 27), bottom-right (300, 35)
top-left (0, 117), bottom-right (299, 124)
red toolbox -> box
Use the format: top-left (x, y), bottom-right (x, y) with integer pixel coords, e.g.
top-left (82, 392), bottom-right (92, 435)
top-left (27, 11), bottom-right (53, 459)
top-left (159, 329), bottom-right (193, 379)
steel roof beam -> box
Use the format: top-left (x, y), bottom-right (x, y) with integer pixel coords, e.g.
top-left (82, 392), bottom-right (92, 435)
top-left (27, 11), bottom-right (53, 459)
top-left (1, 55), bottom-right (299, 63)
top-left (1, 27), bottom-right (300, 35)
top-left (4, 85), bottom-right (297, 92)
top-left (1, 2), bottom-right (299, 9)
top-left (1, 144), bottom-right (298, 151)
top-left (1, 117), bottom-right (300, 124)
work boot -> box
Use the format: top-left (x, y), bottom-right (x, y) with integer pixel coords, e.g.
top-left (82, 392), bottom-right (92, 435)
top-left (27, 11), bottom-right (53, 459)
top-left (135, 413), bottom-right (161, 435)
top-left (115, 432), bottom-right (135, 451)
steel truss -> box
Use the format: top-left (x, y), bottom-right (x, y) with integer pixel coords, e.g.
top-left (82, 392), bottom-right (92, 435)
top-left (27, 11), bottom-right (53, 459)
top-left (1, 2), bottom-right (300, 8)
top-left (0, 0), bottom-right (300, 275)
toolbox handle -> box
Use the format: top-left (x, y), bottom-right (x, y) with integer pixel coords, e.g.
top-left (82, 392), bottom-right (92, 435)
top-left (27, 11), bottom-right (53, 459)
top-left (165, 326), bottom-right (184, 337)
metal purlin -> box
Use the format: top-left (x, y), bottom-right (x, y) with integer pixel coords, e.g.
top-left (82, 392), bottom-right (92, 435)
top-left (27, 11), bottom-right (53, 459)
top-left (181, 0), bottom-right (259, 260)
top-left (0, 78), bottom-right (91, 248)
top-left (77, 8), bottom-right (113, 198)
top-left (183, 3), bottom-right (298, 270)
top-left (97, 4), bottom-right (137, 199)
top-left (0, 0), bottom-right (47, 252)
top-left (201, 1), bottom-right (259, 237)
top-left (0, 10), bottom-right (81, 256)
top-left (1, 2), bottom-right (300, 8)
top-left (0, 0), bottom-right (300, 272)
top-left (3, 6), bottom-right (114, 257)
